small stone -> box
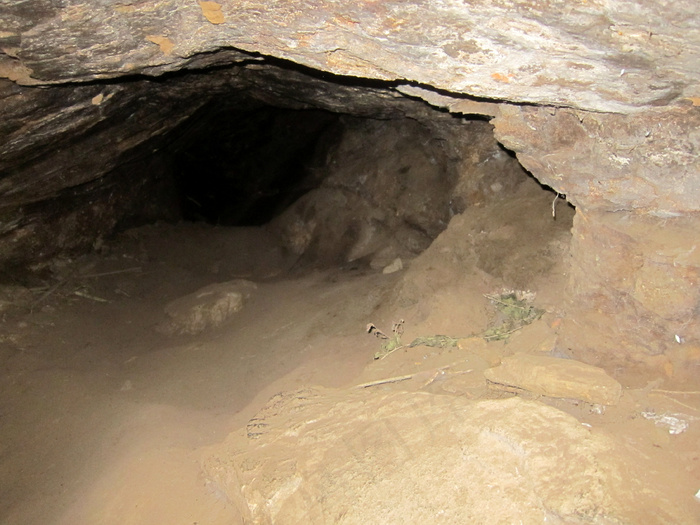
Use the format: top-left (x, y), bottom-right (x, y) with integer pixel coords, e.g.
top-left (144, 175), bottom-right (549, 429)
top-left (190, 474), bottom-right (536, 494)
top-left (159, 279), bottom-right (257, 335)
top-left (484, 352), bottom-right (622, 406)
top-left (382, 257), bottom-right (403, 274)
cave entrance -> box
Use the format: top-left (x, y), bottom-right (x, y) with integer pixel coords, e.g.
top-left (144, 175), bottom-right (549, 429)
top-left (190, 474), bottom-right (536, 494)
top-left (0, 66), bottom-right (584, 525)
top-left (150, 84), bottom-right (571, 273)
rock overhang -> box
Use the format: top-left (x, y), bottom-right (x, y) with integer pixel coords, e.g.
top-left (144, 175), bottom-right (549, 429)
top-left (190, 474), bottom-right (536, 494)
top-left (2, 0), bottom-right (699, 113)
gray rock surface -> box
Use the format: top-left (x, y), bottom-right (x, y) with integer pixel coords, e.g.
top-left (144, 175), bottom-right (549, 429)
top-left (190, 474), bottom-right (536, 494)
top-left (4, 0), bottom-right (699, 113)
top-left (493, 105), bottom-right (700, 214)
top-left (160, 279), bottom-right (256, 335)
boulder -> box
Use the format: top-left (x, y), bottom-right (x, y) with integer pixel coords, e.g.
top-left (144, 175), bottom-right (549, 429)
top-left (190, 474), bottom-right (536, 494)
top-left (159, 279), bottom-right (256, 335)
top-left (204, 388), bottom-right (695, 524)
top-left (484, 352), bottom-right (623, 405)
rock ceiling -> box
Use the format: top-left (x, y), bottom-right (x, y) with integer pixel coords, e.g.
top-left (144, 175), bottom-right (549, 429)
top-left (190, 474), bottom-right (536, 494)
top-left (2, 0), bottom-right (699, 113)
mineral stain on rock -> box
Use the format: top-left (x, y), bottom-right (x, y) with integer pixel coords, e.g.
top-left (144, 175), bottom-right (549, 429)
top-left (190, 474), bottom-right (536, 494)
top-left (198, 1), bottom-right (225, 25)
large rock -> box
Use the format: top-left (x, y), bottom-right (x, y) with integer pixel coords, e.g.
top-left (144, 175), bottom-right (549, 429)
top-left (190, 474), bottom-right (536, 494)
top-left (492, 105), bottom-right (700, 214)
top-left (204, 388), bottom-right (698, 524)
top-left (160, 279), bottom-right (256, 335)
top-left (271, 116), bottom-right (515, 266)
top-left (484, 352), bottom-right (623, 405)
top-left (4, 0), bottom-right (699, 113)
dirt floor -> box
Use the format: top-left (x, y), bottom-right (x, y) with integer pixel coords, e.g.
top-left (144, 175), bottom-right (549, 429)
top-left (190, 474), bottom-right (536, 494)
top-left (1, 184), bottom-right (699, 524)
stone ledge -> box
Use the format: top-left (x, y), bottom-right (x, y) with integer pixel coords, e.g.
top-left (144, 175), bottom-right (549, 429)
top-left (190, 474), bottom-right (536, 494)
top-left (484, 352), bottom-right (623, 406)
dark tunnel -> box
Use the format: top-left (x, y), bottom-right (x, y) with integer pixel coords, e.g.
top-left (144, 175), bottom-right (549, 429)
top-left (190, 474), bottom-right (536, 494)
top-left (168, 104), bottom-right (342, 226)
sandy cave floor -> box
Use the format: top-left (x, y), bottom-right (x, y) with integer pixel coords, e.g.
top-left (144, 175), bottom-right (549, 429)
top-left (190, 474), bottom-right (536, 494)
top-left (1, 187), bottom-right (699, 524)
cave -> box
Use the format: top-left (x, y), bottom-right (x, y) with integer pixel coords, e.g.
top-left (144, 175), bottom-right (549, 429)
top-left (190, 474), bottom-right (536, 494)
top-left (1, 2), bottom-right (699, 523)
top-left (171, 105), bottom-right (341, 226)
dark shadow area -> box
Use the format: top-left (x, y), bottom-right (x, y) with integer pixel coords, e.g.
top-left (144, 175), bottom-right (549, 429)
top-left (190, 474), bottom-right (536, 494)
top-left (168, 103), bottom-right (342, 226)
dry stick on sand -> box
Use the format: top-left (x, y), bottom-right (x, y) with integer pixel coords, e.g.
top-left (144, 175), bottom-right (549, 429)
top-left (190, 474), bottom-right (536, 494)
top-left (376, 345), bottom-right (406, 360)
top-left (649, 391), bottom-right (700, 413)
top-left (483, 293), bottom-right (532, 310)
top-left (354, 365), bottom-right (457, 389)
top-left (79, 266), bottom-right (142, 279)
top-left (652, 389), bottom-right (700, 395)
top-left (72, 290), bottom-right (109, 303)
top-left (354, 374), bottom-right (415, 389)
top-left (29, 279), bottom-right (68, 311)
top-left (482, 326), bottom-right (524, 340)
top-left (366, 323), bottom-right (389, 339)
top-left (29, 266), bottom-right (140, 310)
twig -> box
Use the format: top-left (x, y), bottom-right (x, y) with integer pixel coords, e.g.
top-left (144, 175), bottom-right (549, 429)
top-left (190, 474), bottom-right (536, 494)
top-left (421, 369), bottom-right (444, 388)
top-left (651, 389), bottom-right (700, 395)
top-left (356, 362), bottom-right (473, 390)
top-left (418, 367), bottom-right (471, 388)
top-left (73, 290), bottom-right (109, 303)
top-left (649, 389), bottom-right (700, 414)
top-left (79, 267), bottom-right (142, 278)
top-left (354, 374), bottom-right (415, 388)
top-left (649, 392), bottom-right (700, 413)
top-left (483, 326), bottom-right (524, 340)
top-left (367, 323), bottom-right (389, 339)
top-left (483, 294), bottom-right (530, 310)
top-left (552, 192), bottom-right (562, 219)
top-left (29, 280), bottom-right (68, 311)
top-left (376, 345), bottom-right (406, 360)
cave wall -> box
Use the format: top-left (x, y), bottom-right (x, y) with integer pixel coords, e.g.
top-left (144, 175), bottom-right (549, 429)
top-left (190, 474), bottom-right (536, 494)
top-left (271, 114), bottom-right (526, 269)
top-left (493, 105), bottom-right (700, 365)
top-left (0, 0), bottom-right (699, 365)
top-left (0, 65), bottom-right (445, 272)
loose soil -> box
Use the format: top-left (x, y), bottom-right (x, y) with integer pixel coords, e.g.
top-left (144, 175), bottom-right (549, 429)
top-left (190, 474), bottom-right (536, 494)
top-left (1, 185), bottom-right (698, 524)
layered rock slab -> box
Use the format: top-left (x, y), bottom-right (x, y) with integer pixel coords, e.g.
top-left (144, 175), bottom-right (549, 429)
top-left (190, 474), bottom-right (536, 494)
top-left (6, 0), bottom-right (699, 112)
top-left (484, 352), bottom-right (623, 405)
top-left (204, 388), bottom-right (696, 524)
